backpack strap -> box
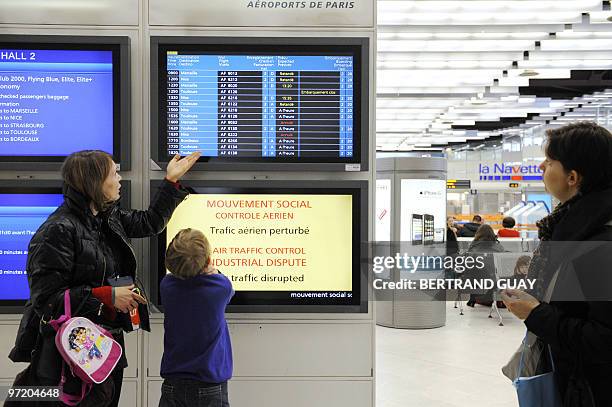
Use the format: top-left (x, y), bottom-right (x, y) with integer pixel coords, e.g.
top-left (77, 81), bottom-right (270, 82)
top-left (59, 362), bottom-right (92, 406)
top-left (49, 290), bottom-right (72, 331)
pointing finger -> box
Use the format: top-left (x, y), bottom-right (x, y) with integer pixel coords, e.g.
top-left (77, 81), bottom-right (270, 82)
top-left (187, 151), bottom-right (201, 163)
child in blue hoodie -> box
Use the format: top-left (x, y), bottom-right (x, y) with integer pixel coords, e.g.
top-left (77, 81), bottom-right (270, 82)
top-left (159, 228), bottom-right (234, 407)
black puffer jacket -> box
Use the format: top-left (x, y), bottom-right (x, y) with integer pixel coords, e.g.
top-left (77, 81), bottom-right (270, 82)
top-left (458, 222), bottom-right (480, 237)
top-left (10, 179), bottom-right (188, 382)
top-left (525, 186), bottom-right (612, 407)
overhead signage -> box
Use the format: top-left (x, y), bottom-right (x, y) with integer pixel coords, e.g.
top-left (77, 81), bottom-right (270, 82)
top-left (149, 0), bottom-right (374, 27)
top-left (478, 163), bottom-right (543, 181)
top-left (447, 179), bottom-right (471, 190)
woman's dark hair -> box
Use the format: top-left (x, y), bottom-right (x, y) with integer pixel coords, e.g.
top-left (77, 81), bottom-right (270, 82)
top-left (513, 255), bottom-right (531, 276)
top-left (545, 122), bottom-right (612, 194)
top-left (473, 224), bottom-right (497, 242)
top-left (502, 216), bottom-right (516, 228)
top-left (61, 150), bottom-right (114, 212)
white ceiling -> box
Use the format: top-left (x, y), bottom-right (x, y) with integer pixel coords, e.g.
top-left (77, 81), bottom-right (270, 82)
top-left (376, 0), bottom-right (612, 151)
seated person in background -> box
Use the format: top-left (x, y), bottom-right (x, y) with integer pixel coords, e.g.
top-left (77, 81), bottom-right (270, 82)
top-left (457, 214), bottom-right (483, 237)
top-left (496, 255), bottom-right (532, 300)
top-left (159, 228), bottom-right (234, 407)
top-left (446, 216), bottom-right (459, 255)
top-left (447, 216), bottom-right (458, 236)
top-left (513, 255), bottom-right (531, 279)
top-left (466, 224), bottom-right (506, 307)
top-left (467, 224), bottom-right (507, 255)
top-left (497, 216), bottom-right (521, 238)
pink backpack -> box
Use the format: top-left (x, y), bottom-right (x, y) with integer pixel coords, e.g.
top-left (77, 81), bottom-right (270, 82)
top-left (49, 290), bottom-right (123, 406)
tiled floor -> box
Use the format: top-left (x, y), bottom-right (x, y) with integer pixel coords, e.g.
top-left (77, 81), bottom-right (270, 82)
top-left (376, 301), bottom-right (525, 407)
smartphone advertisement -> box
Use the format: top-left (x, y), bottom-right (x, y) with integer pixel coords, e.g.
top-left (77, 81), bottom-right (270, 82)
top-left (399, 179), bottom-right (446, 244)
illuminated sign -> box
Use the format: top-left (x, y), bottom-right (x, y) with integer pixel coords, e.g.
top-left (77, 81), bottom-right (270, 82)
top-left (447, 179), bottom-right (471, 189)
top-left (478, 163), bottom-right (542, 181)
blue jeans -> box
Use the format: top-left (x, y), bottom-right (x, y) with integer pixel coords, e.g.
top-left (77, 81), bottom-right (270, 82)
top-left (159, 379), bottom-right (229, 407)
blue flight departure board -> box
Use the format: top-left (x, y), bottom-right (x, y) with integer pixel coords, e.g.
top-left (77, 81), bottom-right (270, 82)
top-left (0, 193), bottom-right (63, 302)
top-left (164, 54), bottom-right (354, 159)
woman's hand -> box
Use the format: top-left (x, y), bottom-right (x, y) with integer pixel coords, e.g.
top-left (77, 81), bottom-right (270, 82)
top-left (114, 285), bottom-right (147, 313)
top-left (501, 289), bottom-right (540, 320)
top-left (166, 152), bottom-right (201, 182)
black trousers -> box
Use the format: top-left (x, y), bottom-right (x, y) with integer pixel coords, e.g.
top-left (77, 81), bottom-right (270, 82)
top-left (108, 367), bottom-right (124, 407)
top-left (59, 368), bottom-right (123, 407)
top-left (159, 379), bottom-right (229, 407)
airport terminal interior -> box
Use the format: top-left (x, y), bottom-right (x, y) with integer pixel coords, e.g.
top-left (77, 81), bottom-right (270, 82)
top-left (1, 0), bottom-right (612, 406)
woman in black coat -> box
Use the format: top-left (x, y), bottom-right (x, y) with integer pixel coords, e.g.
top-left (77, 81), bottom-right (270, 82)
top-left (502, 122), bottom-right (612, 407)
top-left (10, 150), bottom-right (199, 406)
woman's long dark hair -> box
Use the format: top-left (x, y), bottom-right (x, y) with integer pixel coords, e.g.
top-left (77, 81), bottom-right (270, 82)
top-left (513, 255), bottom-right (531, 277)
top-left (61, 150), bottom-right (114, 212)
top-left (473, 224), bottom-right (497, 242)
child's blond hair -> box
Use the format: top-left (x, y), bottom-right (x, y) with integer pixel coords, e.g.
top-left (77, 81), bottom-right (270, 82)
top-left (165, 228), bottom-right (211, 279)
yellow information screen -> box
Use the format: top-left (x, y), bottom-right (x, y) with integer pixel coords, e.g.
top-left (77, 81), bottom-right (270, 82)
top-left (166, 194), bottom-right (353, 292)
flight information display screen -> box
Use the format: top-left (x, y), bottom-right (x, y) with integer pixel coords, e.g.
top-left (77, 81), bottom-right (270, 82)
top-left (0, 43), bottom-right (121, 162)
top-left (0, 191), bottom-right (63, 304)
top-left (150, 181), bottom-right (368, 313)
top-left (154, 41), bottom-right (364, 165)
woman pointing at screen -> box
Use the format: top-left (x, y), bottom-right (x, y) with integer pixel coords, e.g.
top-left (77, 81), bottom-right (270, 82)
top-left (9, 150), bottom-right (199, 407)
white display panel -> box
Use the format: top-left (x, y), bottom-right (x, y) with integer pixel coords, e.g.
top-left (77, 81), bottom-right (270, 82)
top-left (0, 0), bottom-right (138, 26)
top-left (399, 179), bottom-right (446, 243)
top-left (375, 179), bottom-right (391, 241)
top-left (149, 0), bottom-right (374, 27)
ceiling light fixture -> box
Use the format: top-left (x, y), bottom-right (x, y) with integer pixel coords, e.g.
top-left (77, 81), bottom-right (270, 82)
top-left (469, 97), bottom-right (488, 105)
top-left (519, 69), bottom-right (540, 76)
